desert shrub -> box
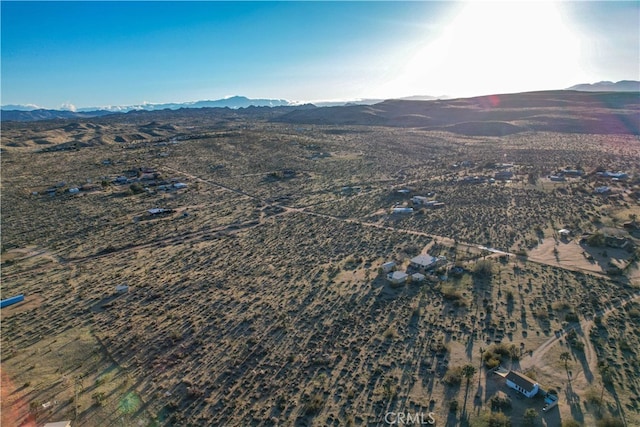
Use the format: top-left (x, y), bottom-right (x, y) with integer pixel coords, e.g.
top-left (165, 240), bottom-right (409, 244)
top-left (566, 329), bottom-right (584, 351)
top-left (523, 369), bottom-right (537, 381)
top-left (92, 392), bottom-right (106, 406)
top-left (533, 309), bottom-right (549, 319)
top-left (431, 338), bottom-right (449, 355)
top-left (444, 366), bottom-right (463, 386)
top-left (304, 393), bottom-right (325, 415)
top-left (619, 339), bottom-right (632, 352)
top-left (490, 392), bottom-right (512, 410)
top-left (449, 400), bottom-right (459, 412)
top-left (441, 285), bottom-right (463, 301)
top-left (586, 233), bottom-right (605, 247)
top-left (482, 343), bottom-right (520, 367)
top-left (474, 259), bottom-right (494, 277)
top-left (129, 183), bottom-right (145, 194)
top-left (484, 357), bottom-right (500, 369)
top-left (627, 308), bottom-right (640, 319)
top-left (382, 377), bottom-right (397, 400)
top-left (561, 420), bottom-right (581, 427)
top-left (471, 410), bottom-right (511, 427)
top-left (565, 312), bottom-right (579, 322)
top-left (552, 301), bottom-right (570, 311)
top-left (523, 408), bottom-right (537, 426)
top-left (596, 417), bottom-right (624, 427)
top-left (584, 387), bottom-right (603, 406)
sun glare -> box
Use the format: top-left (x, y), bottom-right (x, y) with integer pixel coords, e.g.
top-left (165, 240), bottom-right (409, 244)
top-left (379, 2), bottom-right (588, 98)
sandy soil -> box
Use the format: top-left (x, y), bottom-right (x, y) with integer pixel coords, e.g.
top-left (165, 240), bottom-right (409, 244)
top-left (528, 237), bottom-right (633, 276)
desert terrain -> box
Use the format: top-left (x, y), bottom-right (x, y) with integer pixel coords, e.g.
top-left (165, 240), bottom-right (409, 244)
top-left (1, 91), bottom-right (639, 427)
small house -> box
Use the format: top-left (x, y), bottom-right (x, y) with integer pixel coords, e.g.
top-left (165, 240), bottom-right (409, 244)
top-left (505, 370), bottom-right (539, 398)
top-left (68, 188), bottom-right (80, 194)
top-left (115, 284), bottom-right (129, 293)
top-left (148, 208), bottom-right (167, 215)
top-left (558, 229), bottom-right (571, 238)
top-left (549, 175), bottom-right (565, 182)
top-left (411, 196), bottom-right (430, 205)
top-left (392, 207), bottom-right (413, 214)
top-left (495, 171), bottom-right (514, 180)
top-left (387, 271), bottom-right (408, 285)
top-left (381, 261), bottom-right (396, 273)
top-left (173, 182), bottom-right (188, 189)
top-left (410, 254), bottom-right (437, 271)
top-left (605, 235), bottom-right (629, 249)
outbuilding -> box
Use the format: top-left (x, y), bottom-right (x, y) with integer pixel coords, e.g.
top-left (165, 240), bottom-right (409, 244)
top-left (558, 229), bottom-right (571, 237)
top-left (381, 261), bottom-right (396, 273)
top-left (387, 271), bottom-right (408, 285)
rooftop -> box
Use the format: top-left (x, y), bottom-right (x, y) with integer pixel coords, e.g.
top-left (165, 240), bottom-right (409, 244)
top-left (410, 254), bottom-right (436, 267)
top-left (505, 370), bottom-right (538, 392)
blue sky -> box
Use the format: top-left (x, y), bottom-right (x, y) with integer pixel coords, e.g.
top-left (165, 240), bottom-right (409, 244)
top-left (1, 1), bottom-right (638, 109)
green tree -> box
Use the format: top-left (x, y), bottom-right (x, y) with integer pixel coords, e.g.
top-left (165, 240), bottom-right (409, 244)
top-left (524, 408), bottom-right (538, 426)
top-left (461, 364), bottom-right (477, 386)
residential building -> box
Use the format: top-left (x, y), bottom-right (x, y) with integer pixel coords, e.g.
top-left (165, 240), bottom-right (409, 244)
top-left (387, 271), bottom-right (408, 285)
top-left (505, 371), bottom-right (539, 398)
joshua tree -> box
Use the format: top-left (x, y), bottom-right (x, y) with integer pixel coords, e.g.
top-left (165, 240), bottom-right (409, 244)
top-left (462, 364), bottom-right (477, 387)
top-left (560, 351), bottom-right (571, 370)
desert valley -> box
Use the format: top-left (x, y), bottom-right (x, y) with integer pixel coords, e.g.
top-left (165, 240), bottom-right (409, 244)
top-left (1, 90), bottom-right (640, 427)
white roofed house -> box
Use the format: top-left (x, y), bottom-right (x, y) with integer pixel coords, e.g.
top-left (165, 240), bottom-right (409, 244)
top-left (381, 261), bottom-right (396, 273)
top-left (392, 207), bottom-right (413, 214)
top-left (411, 196), bottom-right (430, 205)
top-left (410, 254), bottom-right (438, 271)
top-left (387, 271), bottom-right (408, 285)
top-left (505, 370), bottom-right (539, 398)
top-left (558, 229), bottom-right (571, 238)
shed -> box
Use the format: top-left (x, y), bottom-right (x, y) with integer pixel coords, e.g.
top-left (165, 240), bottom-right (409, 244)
top-left (558, 229), bottom-right (571, 237)
top-left (115, 285), bottom-right (129, 293)
top-left (387, 271), bottom-right (408, 285)
top-left (392, 207), bottom-right (413, 214)
top-left (173, 182), bottom-right (188, 189)
top-left (148, 208), bottom-right (167, 215)
top-left (381, 261), bottom-right (396, 273)
top-left (68, 188), bottom-right (80, 194)
top-left (411, 196), bottom-right (429, 205)
top-left (43, 421), bottom-right (72, 427)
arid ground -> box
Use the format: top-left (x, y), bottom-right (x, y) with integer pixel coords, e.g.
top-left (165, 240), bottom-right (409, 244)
top-left (2, 91), bottom-right (639, 426)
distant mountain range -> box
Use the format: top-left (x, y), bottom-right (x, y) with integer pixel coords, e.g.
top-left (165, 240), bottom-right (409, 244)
top-left (567, 80), bottom-right (640, 92)
top-left (2, 81), bottom-right (637, 122)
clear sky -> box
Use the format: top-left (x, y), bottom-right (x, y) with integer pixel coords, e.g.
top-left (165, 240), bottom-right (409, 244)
top-left (1, 1), bottom-right (639, 109)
